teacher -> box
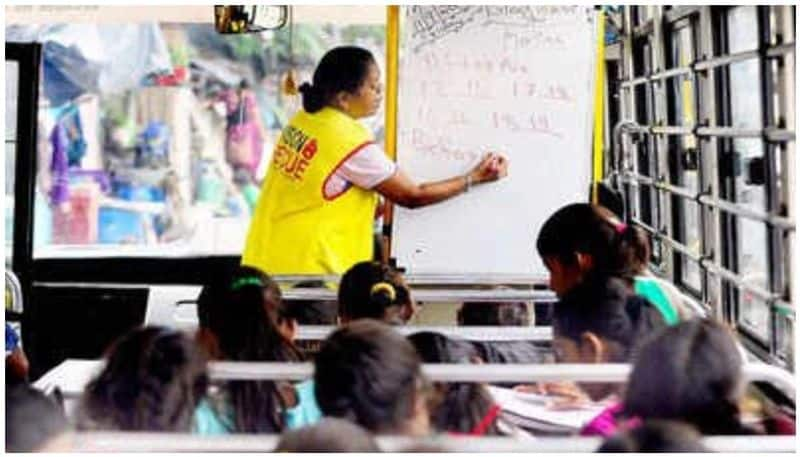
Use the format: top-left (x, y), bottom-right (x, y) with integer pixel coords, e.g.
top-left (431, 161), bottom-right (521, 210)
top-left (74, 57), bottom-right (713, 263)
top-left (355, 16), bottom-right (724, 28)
top-left (242, 46), bottom-right (509, 275)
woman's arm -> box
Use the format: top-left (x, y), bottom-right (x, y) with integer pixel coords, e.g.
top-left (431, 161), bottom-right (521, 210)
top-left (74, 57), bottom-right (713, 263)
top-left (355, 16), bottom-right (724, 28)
top-left (374, 153), bottom-right (508, 209)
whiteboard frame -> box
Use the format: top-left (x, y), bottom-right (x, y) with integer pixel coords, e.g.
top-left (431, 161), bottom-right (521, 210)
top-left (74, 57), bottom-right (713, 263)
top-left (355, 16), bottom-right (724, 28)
top-left (389, 7), bottom-right (601, 281)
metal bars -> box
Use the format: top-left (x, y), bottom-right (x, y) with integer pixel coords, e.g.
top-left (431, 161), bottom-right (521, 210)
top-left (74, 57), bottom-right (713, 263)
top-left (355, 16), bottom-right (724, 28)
top-left (613, 6), bottom-right (795, 366)
top-left (620, 41), bottom-right (794, 87)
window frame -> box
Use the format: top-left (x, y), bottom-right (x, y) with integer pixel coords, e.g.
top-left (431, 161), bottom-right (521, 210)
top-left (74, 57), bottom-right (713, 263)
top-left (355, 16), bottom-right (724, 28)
top-left (612, 5), bottom-right (795, 367)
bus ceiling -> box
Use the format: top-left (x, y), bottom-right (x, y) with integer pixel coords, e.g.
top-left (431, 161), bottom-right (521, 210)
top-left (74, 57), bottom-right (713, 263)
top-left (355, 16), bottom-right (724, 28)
top-left (4, 5), bottom-right (387, 27)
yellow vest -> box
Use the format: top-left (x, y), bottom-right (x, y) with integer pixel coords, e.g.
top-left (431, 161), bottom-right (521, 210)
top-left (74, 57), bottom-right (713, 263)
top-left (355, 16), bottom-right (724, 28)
top-left (242, 107), bottom-right (378, 274)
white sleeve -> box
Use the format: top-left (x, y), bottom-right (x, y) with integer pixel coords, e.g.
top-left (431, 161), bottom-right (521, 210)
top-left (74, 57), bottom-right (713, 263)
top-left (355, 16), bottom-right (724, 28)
top-left (336, 143), bottom-right (398, 190)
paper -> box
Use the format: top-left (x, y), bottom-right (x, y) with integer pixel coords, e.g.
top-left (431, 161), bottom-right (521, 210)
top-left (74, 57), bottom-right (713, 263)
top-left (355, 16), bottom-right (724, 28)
top-left (488, 385), bottom-right (606, 430)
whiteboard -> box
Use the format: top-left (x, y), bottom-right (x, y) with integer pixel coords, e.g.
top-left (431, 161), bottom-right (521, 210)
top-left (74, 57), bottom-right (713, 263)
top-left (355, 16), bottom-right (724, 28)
top-left (391, 6), bottom-right (598, 278)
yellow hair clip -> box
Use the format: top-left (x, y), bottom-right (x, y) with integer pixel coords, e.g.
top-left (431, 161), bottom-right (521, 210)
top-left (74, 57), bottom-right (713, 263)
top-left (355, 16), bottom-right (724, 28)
top-left (370, 282), bottom-right (396, 302)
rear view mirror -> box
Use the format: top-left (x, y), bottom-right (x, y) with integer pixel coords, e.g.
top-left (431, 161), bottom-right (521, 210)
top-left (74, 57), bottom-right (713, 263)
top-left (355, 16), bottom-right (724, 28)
top-left (214, 5), bottom-right (288, 34)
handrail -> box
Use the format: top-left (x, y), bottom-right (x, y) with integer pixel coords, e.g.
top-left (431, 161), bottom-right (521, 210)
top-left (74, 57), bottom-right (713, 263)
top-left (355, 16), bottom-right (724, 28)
top-left (71, 432), bottom-right (796, 453)
top-left (282, 287), bottom-right (556, 303)
top-left (35, 360), bottom-right (795, 402)
top-left (5, 270), bottom-right (24, 313)
top-left (35, 281), bottom-right (558, 302)
top-left (295, 325), bottom-right (552, 342)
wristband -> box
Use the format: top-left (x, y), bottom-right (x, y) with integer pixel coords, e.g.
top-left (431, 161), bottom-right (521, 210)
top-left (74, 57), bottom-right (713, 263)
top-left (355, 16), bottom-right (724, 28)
top-left (465, 174), bottom-right (473, 192)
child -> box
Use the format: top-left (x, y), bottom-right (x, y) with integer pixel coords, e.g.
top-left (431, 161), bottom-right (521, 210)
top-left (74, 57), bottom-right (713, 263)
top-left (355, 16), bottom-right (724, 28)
top-left (407, 331), bottom-right (516, 436)
top-left (314, 320), bottom-right (431, 436)
top-left (547, 277), bottom-right (666, 436)
top-left (337, 261), bottom-right (417, 324)
top-left (193, 267), bottom-right (309, 434)
top-left (289, 279), bottom-right (339, 359)
top-left (623, 318), bottom-right (756, 435)
top-left (6, 384), bottom-right (72, 452)
top-left (597, 420), bottom-right (709, 452)
top-left (234, 265), bottom-right (299, 341)
top-left (536, 202), bottom-right (688, 325)
top-left (291, 279), bottom-right (339, 326)
top-left (458, 299), bottom-right (549, 365)
top-left (458, 299), bottom-right (532, 327)
top-left (195, 278), bottom-right (227, 360)
top-left (77, 326), bottom-right (208, 432)
top-left (274, 418), bottom-right (380, 452)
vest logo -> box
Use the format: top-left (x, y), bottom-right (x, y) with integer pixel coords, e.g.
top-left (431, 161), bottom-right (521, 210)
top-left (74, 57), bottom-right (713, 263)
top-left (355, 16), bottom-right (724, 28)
top-left (273, 126), bottom-right (318, 181)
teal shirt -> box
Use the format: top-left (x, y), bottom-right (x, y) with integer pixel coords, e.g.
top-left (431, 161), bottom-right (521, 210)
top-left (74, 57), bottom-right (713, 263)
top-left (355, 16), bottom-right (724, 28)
top-left (634, 276), bottom-right (680, 325)
top-left (193, 398), bottom-right (235, 435)
top-left (194, 380), bottom-right (323, 434)
top-left (284, 379), bottom-right (323, 429)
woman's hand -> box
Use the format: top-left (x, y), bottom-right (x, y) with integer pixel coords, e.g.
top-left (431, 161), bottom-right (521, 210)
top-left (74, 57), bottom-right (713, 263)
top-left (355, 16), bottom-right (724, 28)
top-left (469, 152), bottom-right (509, 184)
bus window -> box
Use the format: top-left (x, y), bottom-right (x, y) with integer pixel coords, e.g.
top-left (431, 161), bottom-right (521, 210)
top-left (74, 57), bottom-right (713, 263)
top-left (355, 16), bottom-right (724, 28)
top-left (725, 6), bottom-right (769, 341)
top-left (7, 6), bottom-right (387, 260)
top-left (5, 60), bottom-right (19, 266)
top-left (667, 19), bottom-right (702, 292)
top-left (614, 5), bottom-right (794, 366)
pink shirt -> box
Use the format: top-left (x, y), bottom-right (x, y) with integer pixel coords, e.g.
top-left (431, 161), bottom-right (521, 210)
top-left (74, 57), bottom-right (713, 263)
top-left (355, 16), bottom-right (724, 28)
top-left (323, 143), bottom-right (397, 199)
top-left (581, 402), bottom-right (641, 437)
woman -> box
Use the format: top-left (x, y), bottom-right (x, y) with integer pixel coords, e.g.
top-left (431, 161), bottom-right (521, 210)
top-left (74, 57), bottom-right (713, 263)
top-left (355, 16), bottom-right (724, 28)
top-left (221, 80), bottom-right (268, 181)
top-left (242, 46), bottom-right (508, 275)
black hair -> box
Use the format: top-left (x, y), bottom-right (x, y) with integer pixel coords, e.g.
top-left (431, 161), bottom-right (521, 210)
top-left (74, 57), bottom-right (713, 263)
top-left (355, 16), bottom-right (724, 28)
top-left (553, 276), bottom-right (666, 363)
top-left (536, 203), bottom-right (650, 281)
top-left (216, 267), bottom-right (304, 433)
top-left (338, 261), bottom-right (412, 324)
top-left (233, 266), bottom-right (284, 320)
top-left (459, 301), bottom-right (531, 326)
top-left (597, 420), bottom-right (710, 452)
top-left (290, 280), bottom-right (338, 325)
top-left (77, 326), bottom-right (208, 432)
top-left (274, 418), bottom-right (380, 452)
top-left (6, 384), bottom-right (69, 452)
top-left (196, 278), bottom-right (226, 330)
top-left (623, 318), bottom-right (750, 435)
top-left (314, 320), bottom-right (426, 434)
top-left (407, 332), bottom-right (503, 436)
top-left (298, 46), bottom-right (376, 113)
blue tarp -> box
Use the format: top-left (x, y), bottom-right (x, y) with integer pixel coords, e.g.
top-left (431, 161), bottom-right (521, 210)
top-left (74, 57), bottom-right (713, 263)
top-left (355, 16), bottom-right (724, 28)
top-left (6, 23), bottom-right (172, 104)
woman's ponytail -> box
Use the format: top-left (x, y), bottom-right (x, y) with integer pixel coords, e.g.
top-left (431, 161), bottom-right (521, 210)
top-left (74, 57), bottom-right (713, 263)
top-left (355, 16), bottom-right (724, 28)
top-left (298, 82), bottom-right (325, 113)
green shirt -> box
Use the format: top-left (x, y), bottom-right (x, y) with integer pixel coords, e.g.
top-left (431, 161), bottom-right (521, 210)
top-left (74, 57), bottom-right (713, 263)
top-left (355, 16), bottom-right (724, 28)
top-left (634, 276), bottom-right (680, 325)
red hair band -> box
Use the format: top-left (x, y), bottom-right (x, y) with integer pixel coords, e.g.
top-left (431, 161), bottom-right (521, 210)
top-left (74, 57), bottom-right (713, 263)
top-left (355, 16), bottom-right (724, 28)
top-left (448, 404), bottom-right (502, 437)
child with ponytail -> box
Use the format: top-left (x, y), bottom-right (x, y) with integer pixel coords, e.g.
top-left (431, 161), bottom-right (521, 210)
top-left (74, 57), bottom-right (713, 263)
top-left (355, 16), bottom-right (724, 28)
top-left (337, 261), bottom-right (417, 324)
top-left (536, 203), bottom-right (686, 325)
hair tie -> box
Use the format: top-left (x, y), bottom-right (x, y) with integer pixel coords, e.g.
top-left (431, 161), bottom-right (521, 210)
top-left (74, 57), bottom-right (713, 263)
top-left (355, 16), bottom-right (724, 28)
top-left (231, 276), bottom-right (263, 291)
top-left (448, 404), bottom-right (502, 436)
top-left (370, 282), bottom-right (396, 302)
top-left (615, 222), bottom-right (627, 234)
